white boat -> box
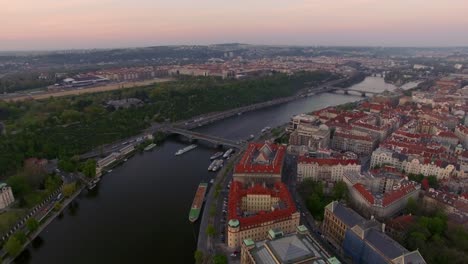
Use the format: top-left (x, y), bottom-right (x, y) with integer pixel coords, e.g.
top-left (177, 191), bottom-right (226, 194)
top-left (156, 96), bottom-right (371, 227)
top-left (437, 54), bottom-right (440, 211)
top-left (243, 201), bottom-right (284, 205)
top-left (175, 144), bottom-right (198, 156)
top-left (208, 160), bottom-right (217, 171)
top-left (261, 126), bottom-right (271, 133)
top-left (144, 143), bottom-right (156, 151)
top-left (212, 159), bottom-right (224, 172)
top-left (223, 148), bottom-right (234, 158)
top-left (210, 152), bottom-right (224, 160)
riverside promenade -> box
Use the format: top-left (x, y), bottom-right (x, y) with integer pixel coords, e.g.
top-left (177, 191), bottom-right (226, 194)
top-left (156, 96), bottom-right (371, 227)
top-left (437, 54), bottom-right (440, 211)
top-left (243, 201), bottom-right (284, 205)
top-left (3, 185), bottom-right (85, 263)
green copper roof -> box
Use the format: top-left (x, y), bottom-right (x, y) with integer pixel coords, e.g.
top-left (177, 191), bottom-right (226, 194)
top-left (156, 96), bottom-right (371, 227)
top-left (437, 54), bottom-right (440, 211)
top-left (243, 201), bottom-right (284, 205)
top-left (228, 219), bottom-right (240, 228)
top-left (243, 238), bottom-right (255, 247)
top-left (328, 257), bottom-right (341, 264)
top-left (268, 228), bottom-right (284, 239)
top-left (296, 225), bottom-right (308, 233)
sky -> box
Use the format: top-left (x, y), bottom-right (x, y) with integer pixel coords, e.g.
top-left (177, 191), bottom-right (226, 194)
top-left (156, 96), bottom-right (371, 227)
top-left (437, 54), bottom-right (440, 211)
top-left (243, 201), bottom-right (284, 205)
top-left (1, 0), bottom-right (468, 51)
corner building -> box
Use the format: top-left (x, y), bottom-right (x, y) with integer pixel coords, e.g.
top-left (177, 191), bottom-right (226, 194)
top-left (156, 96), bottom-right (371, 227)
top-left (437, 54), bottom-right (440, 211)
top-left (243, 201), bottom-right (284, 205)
top-left (227, 181), bottom-right (300, 248)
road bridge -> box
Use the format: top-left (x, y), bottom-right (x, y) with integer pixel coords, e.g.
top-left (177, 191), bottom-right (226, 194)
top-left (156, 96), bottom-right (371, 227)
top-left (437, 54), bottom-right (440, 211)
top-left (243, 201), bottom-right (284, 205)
top-left (319, 86), bottom-right (380, 97)
top-left (163, 126), bottom-right (243, 149)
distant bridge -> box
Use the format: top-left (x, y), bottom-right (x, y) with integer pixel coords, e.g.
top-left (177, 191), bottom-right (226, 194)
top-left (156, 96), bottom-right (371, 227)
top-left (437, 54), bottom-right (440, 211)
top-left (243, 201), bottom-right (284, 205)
top-left (319, 86), bottom-right (380, 97)
top-left (163, 126), bottom-right (243, 149)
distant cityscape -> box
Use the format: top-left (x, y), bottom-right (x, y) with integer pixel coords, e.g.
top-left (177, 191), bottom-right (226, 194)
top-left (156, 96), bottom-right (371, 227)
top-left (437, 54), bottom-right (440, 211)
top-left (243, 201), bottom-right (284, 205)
top-left (1, 45), bottom-right (468, 263)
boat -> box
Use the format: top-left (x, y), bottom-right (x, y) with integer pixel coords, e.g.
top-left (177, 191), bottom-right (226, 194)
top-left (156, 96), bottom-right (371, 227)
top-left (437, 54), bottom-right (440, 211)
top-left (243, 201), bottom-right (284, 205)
top-left (92, 178), bottom-right (101, 184)
top-left (144, 143), bottom-right (157, 151)
top-left (189, 183), bottom-right (208, 222)
top-left (210, 151), bottom-right (224, 160)
top-left (261, 126), bottom-right (271, 133)
top-left (88, 184), bottom-right (96, 190)
top-left (175, 144), bottom-right (198, 156)
top-left (211, 159), bottom-right (224, 172)
top-left (123, 158), bottom-right (128, 162)
top-left (248, 134), bottom-right (255, 140)
top-left (223, 148), bottom-right (234, 158)
top-left (208, 160), bottom-right (217, 171)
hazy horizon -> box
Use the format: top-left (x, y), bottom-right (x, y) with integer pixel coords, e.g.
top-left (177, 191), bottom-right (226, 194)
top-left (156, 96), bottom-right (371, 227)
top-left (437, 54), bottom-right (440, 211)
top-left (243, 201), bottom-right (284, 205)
top-left (2, 0), bottom-right (468, 51)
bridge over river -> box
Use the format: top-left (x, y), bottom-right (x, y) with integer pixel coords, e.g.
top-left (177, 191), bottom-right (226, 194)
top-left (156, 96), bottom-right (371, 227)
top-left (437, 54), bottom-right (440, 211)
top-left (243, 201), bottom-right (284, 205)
top-left (162, 126), bottom-right (243, 149)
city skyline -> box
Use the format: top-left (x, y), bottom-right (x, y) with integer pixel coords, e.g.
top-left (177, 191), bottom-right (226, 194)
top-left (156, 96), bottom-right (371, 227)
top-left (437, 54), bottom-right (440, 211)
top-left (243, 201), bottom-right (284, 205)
top-left (2, 0), bottom-right (468, 51)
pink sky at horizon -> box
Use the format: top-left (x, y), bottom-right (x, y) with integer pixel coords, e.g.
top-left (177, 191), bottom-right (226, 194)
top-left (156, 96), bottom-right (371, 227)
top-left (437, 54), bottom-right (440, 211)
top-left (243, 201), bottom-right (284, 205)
top-left (1, 0), bottom-right (468, 50)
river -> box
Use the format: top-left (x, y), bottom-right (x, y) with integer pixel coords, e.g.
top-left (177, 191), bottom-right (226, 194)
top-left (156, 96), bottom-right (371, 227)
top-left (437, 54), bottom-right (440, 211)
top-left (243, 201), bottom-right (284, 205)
top-left (15, 77), bottom-right (405, 264)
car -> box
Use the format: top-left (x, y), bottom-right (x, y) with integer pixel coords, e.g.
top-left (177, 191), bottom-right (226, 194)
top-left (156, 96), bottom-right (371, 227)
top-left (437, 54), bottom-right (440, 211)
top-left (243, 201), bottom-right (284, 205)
top-left (230, 253), bottom-right (237, 257)
top-left (302, 213), bottom-right (306, 217)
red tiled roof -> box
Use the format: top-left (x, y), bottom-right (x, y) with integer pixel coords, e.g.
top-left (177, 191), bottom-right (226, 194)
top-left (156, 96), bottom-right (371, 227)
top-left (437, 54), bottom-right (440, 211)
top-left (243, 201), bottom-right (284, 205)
top-left (383, 183), bottom-right (418, 207)
top-left (353, 183), bottom-right (375, 204)
top-left (234, 143), bottom-right (286, 174)
top-left (334, 131), bottom-right (374, 141)
top-left (227, 181), bottom-right (296, 230)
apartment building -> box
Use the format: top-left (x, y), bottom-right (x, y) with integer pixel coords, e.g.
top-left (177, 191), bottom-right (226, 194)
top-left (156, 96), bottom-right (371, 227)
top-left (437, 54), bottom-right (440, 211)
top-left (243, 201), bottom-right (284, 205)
top-left (297, 156), bottom-right (360, 182)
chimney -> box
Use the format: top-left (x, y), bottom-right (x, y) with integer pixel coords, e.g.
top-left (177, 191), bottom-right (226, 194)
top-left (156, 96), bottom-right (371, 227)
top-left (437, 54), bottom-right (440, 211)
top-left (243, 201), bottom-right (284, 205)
top-left (382, 223), bottom-right (386, 233)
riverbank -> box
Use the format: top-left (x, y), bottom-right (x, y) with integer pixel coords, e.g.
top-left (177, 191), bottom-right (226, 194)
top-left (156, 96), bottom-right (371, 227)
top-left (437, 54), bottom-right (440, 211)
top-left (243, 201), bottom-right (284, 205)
top-left (2, 184), bottom-right (84, 263)
top-left (15, 77), bottom-right (394, 264)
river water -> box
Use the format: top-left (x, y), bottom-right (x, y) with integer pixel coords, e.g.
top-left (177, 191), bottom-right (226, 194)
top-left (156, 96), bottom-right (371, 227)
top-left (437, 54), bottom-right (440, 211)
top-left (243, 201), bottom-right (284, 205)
top-left (16, 77), bottom-right (406, 264)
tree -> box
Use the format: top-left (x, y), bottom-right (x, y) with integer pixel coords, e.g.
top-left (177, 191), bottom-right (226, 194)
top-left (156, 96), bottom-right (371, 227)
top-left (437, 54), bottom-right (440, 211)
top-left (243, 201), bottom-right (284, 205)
top-left (81, 159), bottom-right (96, 178)
top-left (332, 181), bottom-right (348, 201)
top-left (406, 231), bottom-right (427, 250)
top-left (405, 197), bottom-right (418, 215)
top-left (7, 174), bottom-right (32, 198)
top-left (194, 250), bottom-right (204, 264)
top-left (306, 193), bottom-right (324, 220)
top-left (26, 218), bottom-right (40, 233)
top-left (206, 224), bottom-right (216, 237)
top-left (213, 254), bottom-right (228, 264)
top-left (5, 236), bottom-right (22, 257)
top-left (54, 202), bottom-right (62, 211)
top-left (58, 159), bottom-right (78, 172)
top-left (45, 174), bottom-right (62, 193)
top-left (62, 182), bottom-right (76, 198)
top-left (427, 175), bottom-right (438, 189)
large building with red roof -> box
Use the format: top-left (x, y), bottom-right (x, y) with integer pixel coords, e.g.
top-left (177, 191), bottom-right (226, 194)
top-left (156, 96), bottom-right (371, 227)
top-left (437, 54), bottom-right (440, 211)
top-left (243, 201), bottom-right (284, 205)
top-left (297, 156), bottom-right (361, 182)
top-left (226, 181), bottom-right (300, 248)
top-left (346, 175), bottom-right (421, 219)
top-left (233, 142), bottom-right (286, 184)
top-left (331, 128), bottom-right (378, 155)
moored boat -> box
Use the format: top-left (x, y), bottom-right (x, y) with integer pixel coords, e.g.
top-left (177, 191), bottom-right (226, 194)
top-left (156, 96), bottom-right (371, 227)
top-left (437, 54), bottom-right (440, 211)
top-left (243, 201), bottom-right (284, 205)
top-left (223, 148), bottom-right (234, 158)
top-left (208, 160), bottom-right (217, 171)
top-left (189, 183), bottom-right (208, 222)
top-left (144, 143), bottom-right (157, 151)
top-left (210, 151), bottom-right (224, 160)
